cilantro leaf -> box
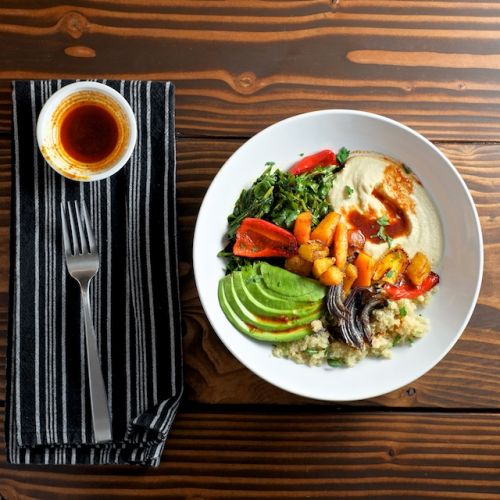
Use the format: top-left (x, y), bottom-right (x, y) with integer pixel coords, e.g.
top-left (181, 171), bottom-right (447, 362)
top-left (377, 214), bottom-right (389, 226)
top-left (399, 306), bottom-right (407, 317)
top-left (373, 226), bottom-right (393, 248)
top-left (344, 185), bottom-right (354, 198)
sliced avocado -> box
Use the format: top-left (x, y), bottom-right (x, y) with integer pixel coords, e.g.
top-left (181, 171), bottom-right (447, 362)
top-left (218, 277), bottom-right (313, 343)
top-left (218, 277), bottom-right (250, 334)
top-left (223, 274), bottom-right (320, 331)
top-left (257, 262), bottom-right (327, 301)
top-left (233, 270), bottom-right (322, 319)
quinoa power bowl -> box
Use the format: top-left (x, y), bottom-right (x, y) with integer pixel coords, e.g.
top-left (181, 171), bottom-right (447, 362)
top-left (218, 148), bottom-right (443, 368)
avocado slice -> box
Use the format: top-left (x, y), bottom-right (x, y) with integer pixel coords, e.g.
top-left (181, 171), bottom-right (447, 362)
top-left (257, 262), bottom-right (326, 301)
top-left (233, 270), bottom-right (322, 319)
top-left (218, 277), bottom-right (313, 343)
top-left (223, 274), bottom-right (321, 332)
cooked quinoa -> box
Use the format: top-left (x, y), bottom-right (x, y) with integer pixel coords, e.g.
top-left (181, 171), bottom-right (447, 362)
top-left (272, 290), bottom-right (434, 367)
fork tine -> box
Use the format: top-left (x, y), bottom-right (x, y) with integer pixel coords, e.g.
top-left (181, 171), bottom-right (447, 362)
top-left (74, 201), bottom-right (89, 254)
top-left (60, 203), bottom-right (72, 256)
top-left (67, 201), bottom-right (80, 255)
top-left (81, 201), bottom-right (97, 253)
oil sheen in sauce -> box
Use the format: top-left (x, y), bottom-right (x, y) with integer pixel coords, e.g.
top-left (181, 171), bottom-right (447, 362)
top-left (59, 103), bottom-right (119, 164)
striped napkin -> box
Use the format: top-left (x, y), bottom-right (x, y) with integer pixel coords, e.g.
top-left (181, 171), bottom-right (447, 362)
top-left (6, 80), bottom-right (183, 466)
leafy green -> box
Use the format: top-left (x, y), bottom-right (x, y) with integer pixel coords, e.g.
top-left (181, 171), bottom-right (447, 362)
top-left (225, 164), bottom-right (342, 241)
top-left (305, 348), bottom-right (320, 356)
top-left (377, 214), bottom-right (389, 226)
top-left (327, 357), bottom-right (346, 367)
top-left (399, 306), bottom-right (407, 317)
top-left (372, 214), bottom-right (392, 247)
top-left (217, 251), bottom-right (253, 274)
top-left (344, 185), bottom-right (354, 198)
top-left (392, 334), bottom-right (402, 346)
top-left (336, 147), bottom-right (350, 165)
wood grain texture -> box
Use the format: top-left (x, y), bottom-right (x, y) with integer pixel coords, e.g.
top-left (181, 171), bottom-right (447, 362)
top-left (4, 1), bottom-right (500, 138)
top-left (1, 137), bottom-right (498, 407)
top-left (2, 409), bottom-right (500, 498)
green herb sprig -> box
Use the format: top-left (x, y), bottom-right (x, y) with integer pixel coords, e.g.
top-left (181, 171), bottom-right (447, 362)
top-left (372, 214), bottom-right (393, 247)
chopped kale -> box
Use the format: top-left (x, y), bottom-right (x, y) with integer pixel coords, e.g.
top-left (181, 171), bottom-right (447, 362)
top-left (225, 163), bottom-right (342, 241)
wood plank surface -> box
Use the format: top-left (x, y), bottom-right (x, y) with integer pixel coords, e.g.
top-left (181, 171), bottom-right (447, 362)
top-left (3, 1), bottom-right (500, 139)
top-left (2, 409), bottom-right (500, 498)
top-left (1, 136), bottom-right (498, 408)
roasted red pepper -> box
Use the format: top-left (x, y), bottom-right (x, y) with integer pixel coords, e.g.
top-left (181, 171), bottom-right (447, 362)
top-left (383, 272), bottom-right (440, 300)
top-left (289, 149), bottom-right (336, 175)
top-left (233, 218), bottom-right (298, 258)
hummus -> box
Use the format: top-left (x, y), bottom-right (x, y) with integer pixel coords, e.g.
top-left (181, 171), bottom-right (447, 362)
top-left (328, 152), bottom-right (443, 266)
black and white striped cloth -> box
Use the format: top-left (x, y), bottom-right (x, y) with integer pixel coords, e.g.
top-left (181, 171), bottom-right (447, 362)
top-left (6, 80), bottom-right (183, 466)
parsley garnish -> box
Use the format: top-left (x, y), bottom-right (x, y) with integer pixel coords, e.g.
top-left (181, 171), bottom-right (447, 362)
top-left (373, 226), bottom-right (393, 247)
top-left (344, 185), bottom-right (354, 198)
top-left (305, 348), bottom-right (320, 356)
top-left (377, 214), bottom-right (389, 226)
top-left (264, 161), bottom-right (275, 167)
top-left (392, 334), bottom-right (402, 346)
top-left (327, 357), bottom-right (346, 367)
top-left (399, 306), bottom-right (407, 317)
top-left (372, 214), bottom-right (392, 247)
top-left (299, 152), bottom-right (305, 157)
top-left (385, 270), bottom-right (394, 278)
top-left (336, 147), bottom-right (350, 165)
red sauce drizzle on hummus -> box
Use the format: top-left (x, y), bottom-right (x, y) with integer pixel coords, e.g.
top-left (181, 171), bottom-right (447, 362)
top-left (346, 188), bottom-right (411, 244)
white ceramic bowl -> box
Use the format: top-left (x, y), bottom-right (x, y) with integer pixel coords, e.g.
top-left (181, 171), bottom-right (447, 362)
top-left (37, 81), bottom-right (137, 182)
top-left (193, 110), bottom-right (483, 401)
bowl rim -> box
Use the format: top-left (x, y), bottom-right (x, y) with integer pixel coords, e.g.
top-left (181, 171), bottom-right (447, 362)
top-left (193, 109), bottom-right (484, 401)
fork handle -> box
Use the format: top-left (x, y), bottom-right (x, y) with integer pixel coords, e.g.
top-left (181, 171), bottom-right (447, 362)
top-left (81, 286), bottom-right (112, 443)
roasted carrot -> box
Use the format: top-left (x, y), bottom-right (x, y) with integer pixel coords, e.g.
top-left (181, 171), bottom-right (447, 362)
top-left (310, 212), bottom-right (340, 247)
top-left (333, 221), bottom-right (348, 270)
top-left (353, 252), bottom-right (375, 287)
top-left (293, 212), bottom-right (312, 245)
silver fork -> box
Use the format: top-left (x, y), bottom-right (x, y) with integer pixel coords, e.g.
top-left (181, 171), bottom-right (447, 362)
top-left (61, 200), bottom-right (112, 443)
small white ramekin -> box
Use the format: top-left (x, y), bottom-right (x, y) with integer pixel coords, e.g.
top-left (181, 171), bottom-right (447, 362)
top-left (36, 81), bottom-right (137, 182)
